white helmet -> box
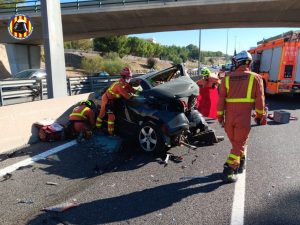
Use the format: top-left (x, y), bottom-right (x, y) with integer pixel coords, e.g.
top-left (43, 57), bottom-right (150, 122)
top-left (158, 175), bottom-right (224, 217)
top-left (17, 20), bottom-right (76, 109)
top-left (233, 50), bottom-right (252, 64)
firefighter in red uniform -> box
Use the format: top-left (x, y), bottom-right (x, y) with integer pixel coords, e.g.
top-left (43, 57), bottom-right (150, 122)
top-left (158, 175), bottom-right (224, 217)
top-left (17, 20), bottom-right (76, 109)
top-left (217, 50), bottom-right (265, 183)
top-left (68, 100), bottom-right (96, 140)
top-left (196, 68), bottom-right (220, 119)
top-left (96, 67), bottom-right (137, 136)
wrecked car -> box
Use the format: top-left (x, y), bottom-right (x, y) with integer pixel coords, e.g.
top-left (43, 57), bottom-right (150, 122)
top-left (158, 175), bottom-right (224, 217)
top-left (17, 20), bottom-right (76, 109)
top-left (98, 64), bottom-right (220, 153)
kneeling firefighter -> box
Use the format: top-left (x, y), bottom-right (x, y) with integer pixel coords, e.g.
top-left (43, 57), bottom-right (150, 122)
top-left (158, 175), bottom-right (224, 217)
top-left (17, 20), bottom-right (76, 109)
top-left (96, 67), bottom-right (138, 136)
top-left (217, 50), bottom-right (266, 183)
top-left (68, 100), bottom-right (96, 140)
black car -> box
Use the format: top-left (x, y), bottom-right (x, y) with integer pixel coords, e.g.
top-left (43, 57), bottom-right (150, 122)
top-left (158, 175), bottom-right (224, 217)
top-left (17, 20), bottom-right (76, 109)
top-left (96, 64), bottom-right (219, 153)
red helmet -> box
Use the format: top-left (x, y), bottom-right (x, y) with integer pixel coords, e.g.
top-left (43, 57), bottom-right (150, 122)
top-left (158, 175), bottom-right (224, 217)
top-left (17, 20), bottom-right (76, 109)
top-left (120, 67), bottom-right (132, 78)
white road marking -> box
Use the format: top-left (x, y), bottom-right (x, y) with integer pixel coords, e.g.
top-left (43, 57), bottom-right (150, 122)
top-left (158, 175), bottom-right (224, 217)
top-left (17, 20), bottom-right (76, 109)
top-left (0, 140), bottom-right (77, 177)
top-left (231, 144), bottom-right (248, 225)
top-left (230, 169), bottom-right (246, 225)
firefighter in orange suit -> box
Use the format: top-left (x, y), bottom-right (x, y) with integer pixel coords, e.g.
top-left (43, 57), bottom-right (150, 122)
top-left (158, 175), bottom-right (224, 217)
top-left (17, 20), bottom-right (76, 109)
top-left (96, 67), bottom-right (136, 136)
top-left (217, 50), bottom-right (265, 183)
top-left (68, 100), bottom-right (96, 140)
top-left (196, 67), bottom-right (220, 119)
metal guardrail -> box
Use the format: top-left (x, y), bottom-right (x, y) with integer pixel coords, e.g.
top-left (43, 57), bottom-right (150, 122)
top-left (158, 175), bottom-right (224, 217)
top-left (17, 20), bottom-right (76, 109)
top-left (0, 0), bottom-right (182, 14)
top-left (0, 72), bottom-right (198, 106)
top-left (0, 75), bottom-right (121, 106)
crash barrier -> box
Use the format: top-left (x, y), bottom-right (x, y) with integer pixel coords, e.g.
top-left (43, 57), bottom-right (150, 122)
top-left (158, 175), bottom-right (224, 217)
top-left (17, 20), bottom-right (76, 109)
top-left (0, 0), bottom-right (187, 14)
top-left (0, 93), bottom-right (90, 154)
top-left (0, 71), bottom-right (201, 107)
top-left (0, 76), bottom-right (121, 107)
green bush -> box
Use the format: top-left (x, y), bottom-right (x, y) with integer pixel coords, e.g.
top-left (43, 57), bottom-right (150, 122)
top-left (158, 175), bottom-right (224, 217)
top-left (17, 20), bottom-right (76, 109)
top-left (101, 59), bottom-right (127, 75)
top-left (147, 57), bottom-right (157, 69)
top-left (103, 52), bottom-right (120, 60)
top-left (81, 55), bottom-right (102, 75)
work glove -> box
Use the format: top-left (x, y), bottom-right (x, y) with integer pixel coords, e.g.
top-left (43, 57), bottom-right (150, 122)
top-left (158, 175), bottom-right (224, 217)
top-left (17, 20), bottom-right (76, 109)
top-left (255, 116), bottom-right (267, 125)
top-left (217, 115), bottom-right (224, 127)
top-left (254, 117), bottom-right (261, 125)
top-left (254, 114), bottom-right (267, 125)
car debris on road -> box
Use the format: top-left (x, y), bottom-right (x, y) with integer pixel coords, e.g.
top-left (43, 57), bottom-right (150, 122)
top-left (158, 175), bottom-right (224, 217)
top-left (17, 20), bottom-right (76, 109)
top-left (43, 202), bottom-right (80, 212)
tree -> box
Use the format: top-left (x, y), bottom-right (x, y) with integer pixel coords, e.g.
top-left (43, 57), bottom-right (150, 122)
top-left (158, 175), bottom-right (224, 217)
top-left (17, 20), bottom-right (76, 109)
top-left (64, 39), bottom-right (93, 51)
top-left (186, 44), bottom-right (199, 60)
top-left (147, 57), bottom-right (158, 69)
top-left (93, 36), bottom-right (129, 57)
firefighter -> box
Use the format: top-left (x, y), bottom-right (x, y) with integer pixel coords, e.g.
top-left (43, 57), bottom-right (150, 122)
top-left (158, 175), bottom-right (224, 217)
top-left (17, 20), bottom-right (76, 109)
top-left (196, 67), bottom-right (220, 119)
top-left (197, 67), bottom-right (220, 89)
top-left (217, 50), bottom-right (265, 183)
top-left (96, 67), bottom-right (137, 136)
top-left (68, 100), bottom-right (96, 141)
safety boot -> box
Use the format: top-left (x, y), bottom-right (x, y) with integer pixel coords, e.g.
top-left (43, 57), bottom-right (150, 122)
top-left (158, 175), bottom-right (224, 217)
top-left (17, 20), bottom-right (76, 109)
top-left (76, 131), bottom-right (85, 143)
top-left (236, 157), bottom-right (245, 174)
top-left (222, 163), bottom-right (238, 183)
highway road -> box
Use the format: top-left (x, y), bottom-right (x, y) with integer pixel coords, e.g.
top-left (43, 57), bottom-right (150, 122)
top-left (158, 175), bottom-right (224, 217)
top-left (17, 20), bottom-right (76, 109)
top-left (0, 95), bottom-right (299, 225)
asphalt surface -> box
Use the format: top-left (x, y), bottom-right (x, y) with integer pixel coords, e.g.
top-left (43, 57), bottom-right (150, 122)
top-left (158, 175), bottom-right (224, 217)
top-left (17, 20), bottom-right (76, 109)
top-left (0, 95), bottom-right (300, 225)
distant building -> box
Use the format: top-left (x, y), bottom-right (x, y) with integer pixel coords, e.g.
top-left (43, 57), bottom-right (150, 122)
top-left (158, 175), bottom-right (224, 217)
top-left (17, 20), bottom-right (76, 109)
top-left (143, 38), bottom-right (158, 44)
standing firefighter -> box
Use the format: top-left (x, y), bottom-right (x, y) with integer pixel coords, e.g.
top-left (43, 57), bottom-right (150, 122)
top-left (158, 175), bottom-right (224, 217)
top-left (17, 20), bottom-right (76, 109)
top-left (217, 50), bottom-right (265, 183)
top-left (68, 100), bottom-right (96, 141)
top-left (96, 67), bottom-right (137, 136)
top-left (196, 67), bottom-right (220, 119)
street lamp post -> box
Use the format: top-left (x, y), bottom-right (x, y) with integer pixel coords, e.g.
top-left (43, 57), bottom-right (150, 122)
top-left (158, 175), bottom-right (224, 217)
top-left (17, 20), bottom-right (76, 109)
top-left (225, 29), bottom-right (229, 63)
top-left (198, 29), bottom-right (202, 76)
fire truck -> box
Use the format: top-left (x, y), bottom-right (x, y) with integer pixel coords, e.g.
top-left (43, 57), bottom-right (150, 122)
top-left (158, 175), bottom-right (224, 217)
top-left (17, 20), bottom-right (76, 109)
top-left (248, 30), bottom-right (300, 95)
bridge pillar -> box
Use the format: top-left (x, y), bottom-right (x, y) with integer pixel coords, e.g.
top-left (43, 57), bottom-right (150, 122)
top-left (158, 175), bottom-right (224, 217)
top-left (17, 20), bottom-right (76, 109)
top-left (5, 44), bottom-right (41, 76)
top-left (41, 0), bottom-right (67, 98)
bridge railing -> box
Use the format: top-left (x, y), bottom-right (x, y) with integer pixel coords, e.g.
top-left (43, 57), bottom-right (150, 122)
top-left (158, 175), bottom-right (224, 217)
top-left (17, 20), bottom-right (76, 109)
top-left (0, 0), bottom-right (182, 14)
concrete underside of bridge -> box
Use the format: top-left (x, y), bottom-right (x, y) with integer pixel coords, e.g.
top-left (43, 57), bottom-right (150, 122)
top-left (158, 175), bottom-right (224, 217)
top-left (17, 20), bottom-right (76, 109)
top-left (0, 0), bottom-right (300, 45)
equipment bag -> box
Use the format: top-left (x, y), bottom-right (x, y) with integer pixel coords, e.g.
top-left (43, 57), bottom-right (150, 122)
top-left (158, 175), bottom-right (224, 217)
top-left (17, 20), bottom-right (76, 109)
top-left (37, 123), bottom-right (64, 142)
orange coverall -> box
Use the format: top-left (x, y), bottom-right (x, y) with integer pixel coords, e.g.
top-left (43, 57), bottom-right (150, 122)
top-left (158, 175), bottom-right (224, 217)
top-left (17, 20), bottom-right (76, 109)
top-left (196, 77), bottom-right (220, 119)
top-left (217, 68), bottom-right (265, 169)
top-left (96, 78), bottom-right (134, 135)
top-left (69, 105), bottom-right (95, 134)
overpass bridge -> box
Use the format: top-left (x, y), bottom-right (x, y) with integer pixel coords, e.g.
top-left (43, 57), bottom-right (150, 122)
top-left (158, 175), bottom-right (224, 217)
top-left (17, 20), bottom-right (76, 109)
top-left (0, 0), bottom-right (300, 45)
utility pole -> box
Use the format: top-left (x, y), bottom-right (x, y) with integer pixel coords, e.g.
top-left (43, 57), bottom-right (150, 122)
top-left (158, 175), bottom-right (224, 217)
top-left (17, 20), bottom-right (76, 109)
top-left (234, 35), bottom-right (237, 56)
top-left (225, 29), bottom-right (229, 63)
top-left (198, 29), bottom-right (202, 76)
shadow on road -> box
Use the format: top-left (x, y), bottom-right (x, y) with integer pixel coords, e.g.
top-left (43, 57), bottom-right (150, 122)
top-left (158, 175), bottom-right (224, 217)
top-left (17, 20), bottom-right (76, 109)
top-left (245, 190), bottom-right (300, 225)
top-left (27, 173), bottom-right (224, 225)
top-left (266, 95), bottom-right (300, 111)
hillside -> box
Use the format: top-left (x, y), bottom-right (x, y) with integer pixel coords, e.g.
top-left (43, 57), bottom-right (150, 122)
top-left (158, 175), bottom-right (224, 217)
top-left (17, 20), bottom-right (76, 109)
top-left (1, 46), bottom-right (225, 79)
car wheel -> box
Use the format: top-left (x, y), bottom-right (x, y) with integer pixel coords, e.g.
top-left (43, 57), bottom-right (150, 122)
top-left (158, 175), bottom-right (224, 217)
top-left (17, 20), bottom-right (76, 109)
top-left (138, 122), bottom-right (164, 153)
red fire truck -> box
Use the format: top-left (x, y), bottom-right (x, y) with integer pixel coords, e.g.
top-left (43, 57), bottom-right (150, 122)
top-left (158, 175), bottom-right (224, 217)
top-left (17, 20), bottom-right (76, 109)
top-left (249, 30), bottom-right (300, 95)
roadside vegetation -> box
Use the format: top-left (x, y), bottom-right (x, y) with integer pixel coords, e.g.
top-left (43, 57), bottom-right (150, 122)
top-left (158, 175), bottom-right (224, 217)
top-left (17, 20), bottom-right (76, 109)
top-left (63, 36), bottom-right (228, 76)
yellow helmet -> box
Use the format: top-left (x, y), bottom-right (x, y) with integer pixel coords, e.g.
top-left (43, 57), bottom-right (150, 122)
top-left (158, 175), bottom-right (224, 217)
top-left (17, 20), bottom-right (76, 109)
top-left (201, 67), bottom-right (211, 77)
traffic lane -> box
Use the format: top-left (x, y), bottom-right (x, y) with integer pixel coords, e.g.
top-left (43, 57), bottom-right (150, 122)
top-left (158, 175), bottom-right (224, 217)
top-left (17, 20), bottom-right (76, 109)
top-left (26, 123), bottom-right (235, 225)
top-left (0, 140), bottom-right (71, 170)
top-left (0, 139), bottom-right (123, 225)
top-left (245, 102), bottom-right (300, 225)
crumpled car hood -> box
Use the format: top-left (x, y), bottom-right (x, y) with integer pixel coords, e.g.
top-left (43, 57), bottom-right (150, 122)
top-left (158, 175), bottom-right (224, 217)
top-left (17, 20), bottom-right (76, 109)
top-left (153, 76), bottom-right (199, 98)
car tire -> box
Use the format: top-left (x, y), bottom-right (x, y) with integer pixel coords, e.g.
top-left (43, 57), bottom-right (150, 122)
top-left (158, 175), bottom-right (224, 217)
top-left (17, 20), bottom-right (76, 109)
top-left (138, 122), bottom-right (165, 153)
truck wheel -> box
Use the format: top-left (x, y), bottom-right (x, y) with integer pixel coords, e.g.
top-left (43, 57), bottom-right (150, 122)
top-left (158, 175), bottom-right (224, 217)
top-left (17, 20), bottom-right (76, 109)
top-left (138, 122), bottom-right (165, 153)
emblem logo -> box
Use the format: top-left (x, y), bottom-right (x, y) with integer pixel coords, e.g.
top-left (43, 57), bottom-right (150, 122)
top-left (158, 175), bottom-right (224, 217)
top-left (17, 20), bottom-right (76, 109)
top-left (8, 14), bottom-right (33, 40)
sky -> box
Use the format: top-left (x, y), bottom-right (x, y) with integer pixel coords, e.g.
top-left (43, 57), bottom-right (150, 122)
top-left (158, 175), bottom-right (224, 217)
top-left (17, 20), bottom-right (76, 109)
top-left (24, 1), bottom-right (300, 55)
top-left (130, 28), bottom-right (300, 55)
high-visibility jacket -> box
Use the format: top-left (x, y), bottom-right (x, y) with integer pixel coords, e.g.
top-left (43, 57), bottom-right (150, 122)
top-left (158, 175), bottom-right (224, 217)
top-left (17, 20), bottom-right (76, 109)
top-left (217, 70), bottom-right (265, 117)
top-left (69, 105), bottom-right (95, 127)
top-left (197, 76), bottom-right (220, 89)
top-left (97, 78), bottom-right (135, 120)
top-left (105, 79), bottom-right (134, 101)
